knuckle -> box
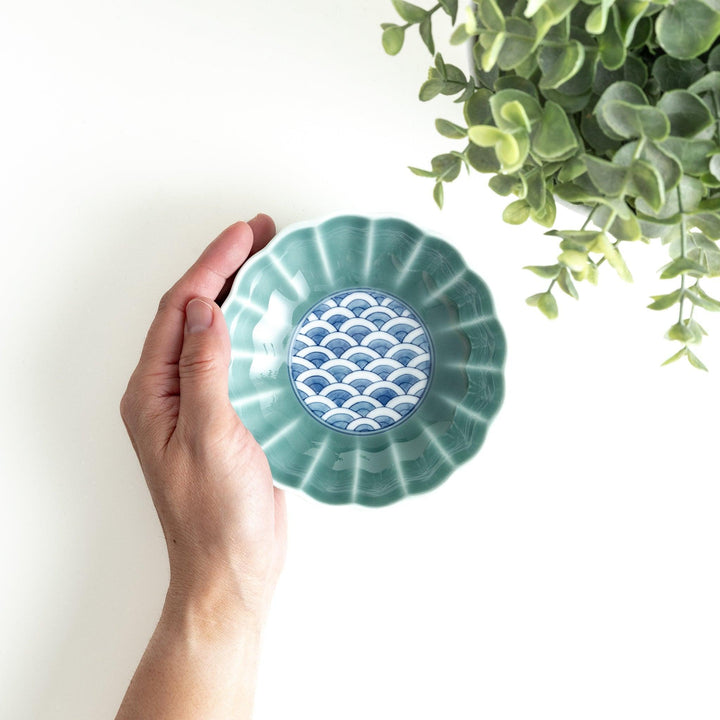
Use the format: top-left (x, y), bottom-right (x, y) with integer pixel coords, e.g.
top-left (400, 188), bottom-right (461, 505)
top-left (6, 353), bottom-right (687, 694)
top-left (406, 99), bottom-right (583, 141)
top-left (178, 352), bottom-right (217, 378)
top-left (157, 286), bottom-right (179, 315)
top-left (119, 384), bottom-right (137, 424)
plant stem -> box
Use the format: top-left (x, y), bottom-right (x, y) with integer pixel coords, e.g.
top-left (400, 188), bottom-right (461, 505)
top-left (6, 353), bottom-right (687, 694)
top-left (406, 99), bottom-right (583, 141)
top-left (580, 204), bottom-right (598, 231)
top-left (677, 185), bottom-right (687, 324)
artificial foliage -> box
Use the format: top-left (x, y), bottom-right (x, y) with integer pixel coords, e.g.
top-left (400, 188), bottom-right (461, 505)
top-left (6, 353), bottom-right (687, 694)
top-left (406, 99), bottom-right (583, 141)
top-left (382, 0), bottom-right (720, 368)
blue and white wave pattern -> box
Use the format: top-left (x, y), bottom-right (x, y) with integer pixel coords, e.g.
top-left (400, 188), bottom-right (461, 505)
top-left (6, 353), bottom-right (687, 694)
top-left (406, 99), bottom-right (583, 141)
top-left (289, 289), bottom-right (432, 433)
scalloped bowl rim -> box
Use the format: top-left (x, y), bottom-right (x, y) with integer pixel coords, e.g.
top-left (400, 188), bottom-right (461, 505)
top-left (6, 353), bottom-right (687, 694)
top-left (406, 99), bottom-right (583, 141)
top-left (221, 212), bottom-right (507, 508)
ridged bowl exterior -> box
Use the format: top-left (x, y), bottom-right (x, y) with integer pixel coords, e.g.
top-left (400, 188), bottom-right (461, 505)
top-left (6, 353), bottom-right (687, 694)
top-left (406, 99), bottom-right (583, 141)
top-left (222, 215), bottom-right (506, 507)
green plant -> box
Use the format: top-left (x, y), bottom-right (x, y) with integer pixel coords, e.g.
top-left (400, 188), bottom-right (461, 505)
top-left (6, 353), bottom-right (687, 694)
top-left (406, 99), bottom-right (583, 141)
top-left (382, 0), bottom-right (720, 368)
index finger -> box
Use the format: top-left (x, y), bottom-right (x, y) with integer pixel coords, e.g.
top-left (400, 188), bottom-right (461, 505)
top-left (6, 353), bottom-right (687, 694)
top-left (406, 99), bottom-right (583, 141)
top-left (137, 221), bottom-right (253, 380)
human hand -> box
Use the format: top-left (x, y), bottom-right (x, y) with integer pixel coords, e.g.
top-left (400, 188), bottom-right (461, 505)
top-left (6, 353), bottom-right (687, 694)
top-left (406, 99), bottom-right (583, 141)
top-left (120, 215), bottom-right (286, 626)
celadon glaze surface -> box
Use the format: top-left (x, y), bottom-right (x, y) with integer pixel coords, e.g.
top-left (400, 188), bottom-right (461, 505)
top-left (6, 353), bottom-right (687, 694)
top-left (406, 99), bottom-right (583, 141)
top-left (222, 215), bottom-right (505, 507)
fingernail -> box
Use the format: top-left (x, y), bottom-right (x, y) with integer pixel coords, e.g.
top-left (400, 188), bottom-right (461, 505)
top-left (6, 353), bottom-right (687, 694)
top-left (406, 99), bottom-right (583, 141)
top-left (185, 299), bottom-right (214, 333)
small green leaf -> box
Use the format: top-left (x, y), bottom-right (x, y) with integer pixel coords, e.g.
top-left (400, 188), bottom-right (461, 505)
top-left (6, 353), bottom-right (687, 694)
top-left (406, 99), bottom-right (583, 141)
top-left (500, 100), bottom-right (532, 132)
top-left (382, 25), bottom-right (406, 55)
top-left (433, 181), bottom-right (444, 208)
top-left (598, 101), bottom-right (670, 141)
top-left (657, 90), bottom-right (714, 138)
top-left (630, 160), bottom-right (665, 212)
top-left (648, 288), bottom-right (683, 310)
top-left (687, 348), bottom-right (708, 370)
top-left (652, 56), bottom-right (705, 91)
top-left (658, 137), bottom-right (714, 175)
top-left (666, 322), bottom-right (695, 343)
top-left (538, 292), bottom-right (559, 319)
top-left (661, 347), bottom-right (688, 366)
top-left (656, 0), bottom-right (720, 60)
top-left (464, 89), bottom-right (494, 126)
top-left (419, 79), bottom-right (444, 101)
top-left (392, 0), bottom-right (427, 23)
top-left (496, 18), bottom-right (536, 70)
top-left (439, 0), bottom-right (459, 23)
top-left (538, 41), bottom-right (584, 89)
top-left (409, 166), bottom-right (435, 178)
top-left (435, 118), bottom-right (467, 139)
top-left (583, 155), bottom-right (628, 197)
top-left (469, 125), bottom-right (527, 172)
top-left (557, 157), bottom-right (587, 182)
top-left (488, 174), bottom-right (519, 195)
top-left (594, 205), bottom-right (642, 241)
top-left (503, 198), bottom-right (531, 224)
top-left (526, 291), bottom-right (559, 318)
top-left (685, 288), bottom-right (720, 311)
top-left (431, 153), bottom-right (462, 182)
top-left (419, 15), bottom-right (434, 53)
top-left (480, 31), bottom-right (505, 71)
top-left (585, 0), bottom-right (612, 34)
top-left (594, 81), bottom-right (649, 140)
top-left (659, 257), bottom-right (707, 279)
top-left (490, 89), bottom-right (542, 128)
top-left (558, 249), bottom-right (588, 271)
top-left (477, 0), bottom-right (506, 31)
top-left (524, 264), bottom-right (561, 279)
top-left (530, 193), bottom-right (557, 227)
top-left (598, 7), bottom-right (626, 70)
top-left (556, 267), bottom-right (579, 298)
top-left (688, 71), bottom-right (720, 95)
top-left (521, 167), bottom-right (546, 210)
top-left (603, 244), bottom-right (633, 281)
top-left (467, 144), bottom-right (501, 172)
top-left (450, 22), bottom-right (471, 45)
top-left (531, 100), bottom-right (578, 161)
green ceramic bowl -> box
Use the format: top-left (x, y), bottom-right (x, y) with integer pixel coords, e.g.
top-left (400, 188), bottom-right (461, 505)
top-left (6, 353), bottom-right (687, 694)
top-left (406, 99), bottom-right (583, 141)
top-left (221, 215), bottom-right (505, 507)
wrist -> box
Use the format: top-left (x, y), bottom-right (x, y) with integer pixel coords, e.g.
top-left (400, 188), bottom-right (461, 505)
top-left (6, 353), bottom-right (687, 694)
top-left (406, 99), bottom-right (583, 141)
top-left (163, 574), bottom-right (266, 646)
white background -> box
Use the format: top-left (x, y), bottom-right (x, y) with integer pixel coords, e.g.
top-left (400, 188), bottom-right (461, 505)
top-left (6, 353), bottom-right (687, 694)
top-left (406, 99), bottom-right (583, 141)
top-left (2, 1), bottom-right (719, 718)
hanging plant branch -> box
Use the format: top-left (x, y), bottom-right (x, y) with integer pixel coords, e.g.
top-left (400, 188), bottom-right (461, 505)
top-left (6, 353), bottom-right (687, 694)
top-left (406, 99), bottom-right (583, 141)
top-left (381, 0), bottom-right (720, 369)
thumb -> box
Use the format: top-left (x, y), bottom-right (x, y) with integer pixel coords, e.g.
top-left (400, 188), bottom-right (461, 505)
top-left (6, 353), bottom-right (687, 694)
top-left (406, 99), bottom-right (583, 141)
top-left (177, 297), bottom-right (233, 432)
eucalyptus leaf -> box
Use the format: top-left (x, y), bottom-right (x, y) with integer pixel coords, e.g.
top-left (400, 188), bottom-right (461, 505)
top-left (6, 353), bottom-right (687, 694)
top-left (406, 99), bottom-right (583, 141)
top-left (657, 90), bottom-right (714, 137)
top-left (629, 160), bottom-right (666, 212)
top-left (598, 6), bottom-right (626, 69)
top-left (435, 118), bottom-right (467, 138)
top-left (392, 0), bottom-right (427, 23)
top-left (419, 15), bottom-right (435, 54)
top-left (478, 0), bottom-right (506, 31)
top-left (522, 167), bottom-right (547, 209)
top-left (648, 288), bottom-right (683, 310)
top-left (496, 18), bottom-right (536, 69)
top-left (382, 25), bottom-right (406, 54)
top-left (656, 0), bottom-right (720, 59)
top-left (431, 153), bottom-right (462, 181)
top-left (530, 192), bottom-right (557, 227)
top-left (531, 100), bottom-right (579, 161)
top-left (433, 181), bottom-right (444, 208)
top-left (439, 0), bottom-right (459, 23)
top-left (583, 154), bottom-right (628, 196)
top-left (538, 41), bottom-right (584, 89)
top-left (489, 173), bottom-right (520, 195)
top-left (524, 263), bottom-right (561, 278)
top-left (686, 349), bottom-right (708, 370)
top-left (659, 257), bottom-right (707, 279)
top-left (503, 198), bottom-right (532, 223)
top-left (598, 100), bottom-right (670, 141)
top-left (659, 137), bottom-right (714, 175)
top-left (464, 89), bottom-right (494, 126)
top-left (527, 291), bottom-right (559, 318)
top-left (557, 266), bottom-right (579, 297)
top-left (652, 56), bottom-right (705, 91)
